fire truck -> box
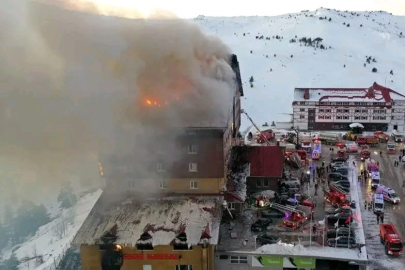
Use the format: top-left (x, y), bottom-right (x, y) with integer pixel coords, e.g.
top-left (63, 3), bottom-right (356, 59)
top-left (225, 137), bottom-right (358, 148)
top-left (380, 223), bottom-right (403, 256)
top-left (360, 149), bottom-right (371, 161)
top-left (269, 203), bottom-right (311, 230)
top-left (374, 131), bottom-right (390, 143)
top-left (337, 149), bottom-right (348, 159)
top-left (324, 189), bottom-right (350, 208)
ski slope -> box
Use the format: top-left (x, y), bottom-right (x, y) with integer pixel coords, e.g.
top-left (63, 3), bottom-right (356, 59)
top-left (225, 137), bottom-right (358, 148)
top-left (195, 8), bottom-right (405, 129)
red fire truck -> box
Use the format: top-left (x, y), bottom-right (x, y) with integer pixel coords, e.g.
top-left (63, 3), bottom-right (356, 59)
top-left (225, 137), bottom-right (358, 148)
top-left (324, 189), bottom-right (350, 208)
top-left (360, 149), bottom-right (371, 161)
top-left (337, 149), bottom-right (348, 159)
top-left (380, 224), bottom-right (403, 256)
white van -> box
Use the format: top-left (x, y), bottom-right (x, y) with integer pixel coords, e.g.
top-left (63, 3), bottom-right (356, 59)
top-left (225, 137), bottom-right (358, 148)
top-left (370, 172), bottom-right (380, 189)
top-left (376, 185), bottom-right (401, 204)
top-left (373, 194), bottom-right (385, 214)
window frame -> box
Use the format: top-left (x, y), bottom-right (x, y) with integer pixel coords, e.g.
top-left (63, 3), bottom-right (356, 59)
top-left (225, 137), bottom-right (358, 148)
top-left (188, 163), bottom-right (198, 172)
top-left (159, 180), bottom-right (167, 189)
top-left (230, 256), bottom-right (248, 264)
top-left (190, 180), bottom-right (198, 189)
top-left (175, 266), bottom-right (193, 270)
top-left (228, 202), bottom-right (236, 210)
top-left (157, 163), bottom-right (164, 172)
top-left (188, 144), bottom-right (198, 154)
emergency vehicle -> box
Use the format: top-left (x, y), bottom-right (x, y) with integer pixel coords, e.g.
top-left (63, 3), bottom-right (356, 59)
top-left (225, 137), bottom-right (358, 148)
top-left (380, 223), bottom-right (403, 256)
top-left (370, 171), bottom-right (381, 189)
top-left (386, 143), bottom-right (396, 154)
top-left (311, 142), bottom-right (322, 160)
top-left (376, 185), bottom-right (401, 204)
top-left (360, 149), bottom-right (371, 161)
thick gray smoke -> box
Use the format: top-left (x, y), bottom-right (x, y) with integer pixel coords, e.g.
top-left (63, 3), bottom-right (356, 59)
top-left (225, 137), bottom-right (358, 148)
top-left (0, 0), bottom-right (236, 203)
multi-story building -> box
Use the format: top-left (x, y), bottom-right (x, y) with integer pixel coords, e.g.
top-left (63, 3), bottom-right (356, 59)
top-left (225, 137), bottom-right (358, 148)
top-left (100, 55), bottom-right (243, 196)
top-left (292, 83), bottom-right (405, 131)
top-left (74, 55), bottom-right (243, 270)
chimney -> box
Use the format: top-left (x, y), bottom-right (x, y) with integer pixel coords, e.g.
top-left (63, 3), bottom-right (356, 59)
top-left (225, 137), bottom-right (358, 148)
top-left (304, 89), bottom-right (310, 100)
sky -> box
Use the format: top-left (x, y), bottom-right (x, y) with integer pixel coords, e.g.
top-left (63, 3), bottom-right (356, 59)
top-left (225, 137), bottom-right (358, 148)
top-left (86, 0), bottom-right (405, 18)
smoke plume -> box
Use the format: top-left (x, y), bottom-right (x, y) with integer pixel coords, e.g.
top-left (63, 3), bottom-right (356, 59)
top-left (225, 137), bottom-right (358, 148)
top-left (0, 0), bottom-right (236, 204)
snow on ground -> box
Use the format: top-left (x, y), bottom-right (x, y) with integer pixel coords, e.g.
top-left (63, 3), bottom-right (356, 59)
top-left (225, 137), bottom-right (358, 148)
top-left (2, 189), bottom-right (102, 270)
top-left (347, 156), bottom-right (368, 260)
top-left (245, 242), bottom-right (367, 262)
top-left (195, 9), bottom-right (405, 128)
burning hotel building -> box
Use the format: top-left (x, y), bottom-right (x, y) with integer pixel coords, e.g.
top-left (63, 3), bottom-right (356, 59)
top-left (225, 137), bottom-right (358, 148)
top-left (68, 11), bottom-right (244, 268)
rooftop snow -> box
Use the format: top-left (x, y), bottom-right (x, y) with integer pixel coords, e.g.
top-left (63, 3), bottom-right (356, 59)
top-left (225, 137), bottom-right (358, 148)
top-left (294, 83), bottom-right (405, 103)
top-left (72, 193), bottom-right (222, 247)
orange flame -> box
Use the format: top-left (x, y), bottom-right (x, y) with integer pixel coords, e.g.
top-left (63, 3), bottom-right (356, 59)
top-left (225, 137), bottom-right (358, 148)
top-left (146, 99), bottom-right (152, 105)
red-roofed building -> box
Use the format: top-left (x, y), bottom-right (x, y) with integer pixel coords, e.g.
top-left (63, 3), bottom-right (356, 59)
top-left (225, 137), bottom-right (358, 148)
top-left (292, 83), bottom-right (405, 131)
top-left (244, 146), bottom-right (285, 193)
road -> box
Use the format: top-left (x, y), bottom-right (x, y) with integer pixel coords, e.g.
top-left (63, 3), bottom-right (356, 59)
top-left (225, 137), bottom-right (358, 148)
top-left (352, 145), bottom-right (405, 270)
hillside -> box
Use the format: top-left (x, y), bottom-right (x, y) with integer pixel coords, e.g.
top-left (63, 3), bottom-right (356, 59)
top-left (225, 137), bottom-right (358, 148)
top-left (194, 8), bottom-right (405, 130)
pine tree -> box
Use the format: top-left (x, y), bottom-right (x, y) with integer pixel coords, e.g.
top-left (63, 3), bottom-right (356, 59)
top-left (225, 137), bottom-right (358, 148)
top-left (390, 70), bottom-right (394, 75)
top-left (249, 76), bottom-right (254, 83)
top-left (2, 253), bottom-right (20, 270)
top-left (57, 183), bottom-right (77, 209)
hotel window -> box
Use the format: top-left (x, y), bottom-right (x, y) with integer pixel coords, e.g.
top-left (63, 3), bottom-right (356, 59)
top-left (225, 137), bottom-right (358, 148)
top-left (318, 116), bottom-right (325, 119)
top-left (325, 116), bottom-right (331, 119)
top-left (343, 109), bottom-right (349, 113)
top-left (263, 179), bottom-right (269, 187)
top-left (360, 116), bottom-right (368, 120)
top-left (230, 256), bottom-right (248, 264)
top-left (219, 255), bottom-right (229, 260)
top-left (300, 115), bottom-right (305, 119)
top-left (336, 109), bottom-right (343, 113)
top-left (188, 144), bottom-right (198, 154)
top-left (300, 108), bottom-right (305, 112)
top-left (325, 109), bottom-right (331, 113)
top-left (228, 202), bottom-right (235, 210)
top-left (343, 116), bottom-right (349, 120)
top-left (157, 163), bottom-right (164, 172)
top-left (336, 116), bottom-right (342, 120)
top-left (355, 109), bottom-right (360, 113)
top-left (159, 180), bottom-right (167, 189)
top-left (319, 109), bottom-right (325, 113)
top-left (189, 163), bottom-right (198, 172)
top-left (190, 180), bottom-right (198, 189)
top-left (362, 110), bottom-right (368, 113)
top-left (176, 266), bottom-right (193, 270)
top-left (342, 102), bottom-right (349, 106)
top-left (256, 180), bottom-right (262, 187)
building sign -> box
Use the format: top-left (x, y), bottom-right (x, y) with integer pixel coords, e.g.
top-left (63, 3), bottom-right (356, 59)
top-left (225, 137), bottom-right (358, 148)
top-left (252, 256), bottom-right (316, 268)
top-left (253, 256), bottom-right (283, 267)
top-left (124, 254), bottom-right (180, 260)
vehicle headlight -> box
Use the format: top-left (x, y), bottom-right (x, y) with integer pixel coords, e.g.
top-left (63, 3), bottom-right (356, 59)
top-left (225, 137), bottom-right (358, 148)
top-left (388, 250), bottom-right (393, 255)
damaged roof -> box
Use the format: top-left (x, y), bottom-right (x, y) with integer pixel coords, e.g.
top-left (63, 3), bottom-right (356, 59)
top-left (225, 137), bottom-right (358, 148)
top-left (294, 83), bottom-right (405, 103)
top-left (72, 193), bottom-right (223, 247)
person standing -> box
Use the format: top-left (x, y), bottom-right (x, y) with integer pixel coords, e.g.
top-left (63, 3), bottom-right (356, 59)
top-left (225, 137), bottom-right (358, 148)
top-left (376, 213), bottom-right (380, 224)
top-left (380, 213), bottom-right (384, 223)
top-left (399, 156), bottom-right (402, 162)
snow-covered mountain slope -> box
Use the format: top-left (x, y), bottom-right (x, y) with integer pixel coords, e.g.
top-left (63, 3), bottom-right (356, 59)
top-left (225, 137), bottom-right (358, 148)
top-left (1, 189), bottom-right (101, 270)
top-left (194, 8), bottom-right (405, 130)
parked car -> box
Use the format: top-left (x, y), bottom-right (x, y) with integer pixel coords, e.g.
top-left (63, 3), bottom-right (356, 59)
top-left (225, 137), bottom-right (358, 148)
top-left (251, 219), bottom-right (272, 232)
top-left (327, 212), bottom-right (352, 226)
top-left (327, 236), bottom-right (356, 248)
top-left (256, 234), bottom-right (281, 245)
top-left (331, 157), bottom-right (348, 162)
top-left (325, 206), bottom-right (353, 215)
top-left (332, 168), bottom-right (349, 176)
top-left (328, 173), bottom-right (348, 181)
top-left (331, 161), bottom-right (347, 167)
top-left (327, 227), bottom-right (355, 239)
top-left (280, 178), bottom-right (301, 188)
top-left (261, 209), bottom-right (284, 219)
top-left (334, 180), bottom-right (351, 188)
